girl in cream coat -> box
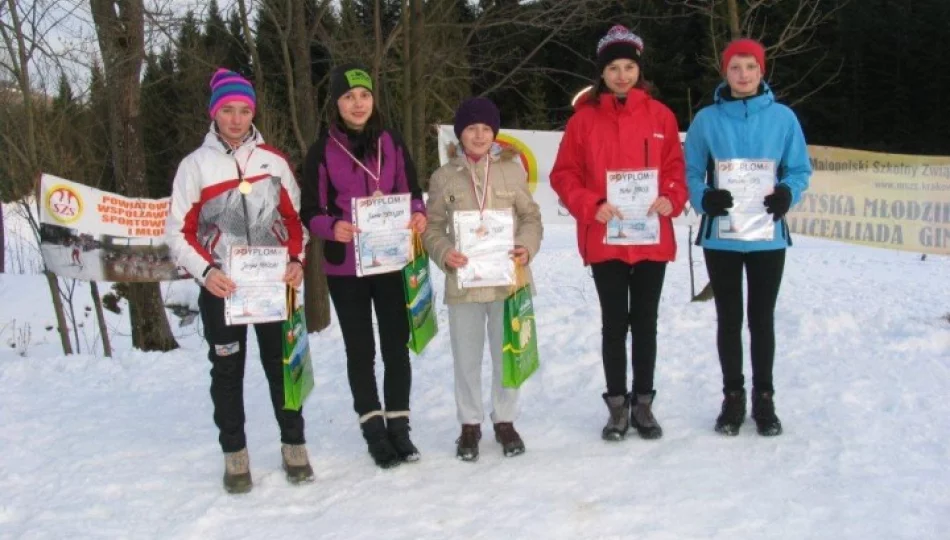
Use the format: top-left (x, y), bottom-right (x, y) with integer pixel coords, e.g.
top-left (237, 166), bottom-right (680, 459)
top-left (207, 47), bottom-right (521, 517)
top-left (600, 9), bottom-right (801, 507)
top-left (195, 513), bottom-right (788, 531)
top-left (423, 97), bottom-right (543, 462)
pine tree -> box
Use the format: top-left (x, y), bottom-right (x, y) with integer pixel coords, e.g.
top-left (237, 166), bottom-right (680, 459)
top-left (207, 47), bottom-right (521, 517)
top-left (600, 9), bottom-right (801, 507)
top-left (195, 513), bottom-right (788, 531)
top-left (225, 9), bottom-right (252, 76)
top-left (203, 0), bottom-right (229, 66)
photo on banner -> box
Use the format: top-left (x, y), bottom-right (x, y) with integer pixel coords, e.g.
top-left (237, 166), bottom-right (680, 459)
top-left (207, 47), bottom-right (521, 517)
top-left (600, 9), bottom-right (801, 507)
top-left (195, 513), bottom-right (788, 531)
top-left (39, 174), bottom-right (187, 282)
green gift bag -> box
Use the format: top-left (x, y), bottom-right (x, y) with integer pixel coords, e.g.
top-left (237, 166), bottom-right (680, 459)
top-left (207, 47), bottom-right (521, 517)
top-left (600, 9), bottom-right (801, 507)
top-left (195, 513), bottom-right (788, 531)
top-left (402, 233), bottom-right (438, 354)
top-left (282, 288), bottom-right (314, 410)
top-left (502, 265), bottom-right (539, 388)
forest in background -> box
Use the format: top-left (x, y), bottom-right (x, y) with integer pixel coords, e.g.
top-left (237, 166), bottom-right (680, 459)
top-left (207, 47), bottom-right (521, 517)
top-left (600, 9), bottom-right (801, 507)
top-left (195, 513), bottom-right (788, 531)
top-left (2, 0), bottom-right (949, 353)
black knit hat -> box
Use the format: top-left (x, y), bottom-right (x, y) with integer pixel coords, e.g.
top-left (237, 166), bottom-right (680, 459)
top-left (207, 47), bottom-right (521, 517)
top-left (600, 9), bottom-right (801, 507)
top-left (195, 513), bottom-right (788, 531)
top-left (596, 25), bottom-right (644, 72)
top-left (329, 63), bottom-right (374, 103)
top-left (453, 97), bottom-right (501, 140)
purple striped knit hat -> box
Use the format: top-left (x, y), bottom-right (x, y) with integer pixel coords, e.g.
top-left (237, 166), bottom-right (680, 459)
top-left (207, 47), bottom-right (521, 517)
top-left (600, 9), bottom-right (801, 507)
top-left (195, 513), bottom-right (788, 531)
top-left (208, 68), bottom-right (256, 119)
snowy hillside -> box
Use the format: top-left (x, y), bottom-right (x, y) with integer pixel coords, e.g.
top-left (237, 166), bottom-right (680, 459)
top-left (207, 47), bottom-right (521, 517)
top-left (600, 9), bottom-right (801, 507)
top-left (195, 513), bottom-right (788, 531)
top-left (1, 211), bottom-right (949, 538)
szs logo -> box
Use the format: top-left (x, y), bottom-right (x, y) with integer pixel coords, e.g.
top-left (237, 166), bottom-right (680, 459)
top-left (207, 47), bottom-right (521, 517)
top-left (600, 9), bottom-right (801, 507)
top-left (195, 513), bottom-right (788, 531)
top-left (46, 184), bottom-right (83, 224)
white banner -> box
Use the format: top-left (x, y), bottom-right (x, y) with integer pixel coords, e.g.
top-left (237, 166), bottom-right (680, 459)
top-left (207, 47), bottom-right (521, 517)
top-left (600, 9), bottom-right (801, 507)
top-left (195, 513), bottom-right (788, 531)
top-left (436, 125), bottom-right (700, 227)
top-left (38, 174), bottom-right (186, 282)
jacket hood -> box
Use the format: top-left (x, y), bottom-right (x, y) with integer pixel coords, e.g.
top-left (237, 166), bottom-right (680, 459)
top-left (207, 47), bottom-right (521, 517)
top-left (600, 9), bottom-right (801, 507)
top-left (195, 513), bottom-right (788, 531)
top-left (572, 87), bottom-right (651, 113)
top-left (713, 81), bottom-right (774, 117)
top-left (445, 140), bottom-right (520, 162)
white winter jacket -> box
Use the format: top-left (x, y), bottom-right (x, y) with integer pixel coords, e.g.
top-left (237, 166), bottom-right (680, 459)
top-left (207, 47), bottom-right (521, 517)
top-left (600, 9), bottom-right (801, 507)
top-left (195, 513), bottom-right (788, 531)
top-left (165, 125), bottom-right (305, 284)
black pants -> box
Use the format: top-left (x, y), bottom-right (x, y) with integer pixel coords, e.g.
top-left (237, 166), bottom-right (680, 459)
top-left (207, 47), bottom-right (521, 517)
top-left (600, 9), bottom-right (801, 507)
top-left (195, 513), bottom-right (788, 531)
top-left (591, 260), bottom-right (667, 397)
top-left (703, 248), bottom-right (786, 394)
top-left (198, 289), bottom-right (305, 453)
top-left (327, 272), bottom-right (412, 417)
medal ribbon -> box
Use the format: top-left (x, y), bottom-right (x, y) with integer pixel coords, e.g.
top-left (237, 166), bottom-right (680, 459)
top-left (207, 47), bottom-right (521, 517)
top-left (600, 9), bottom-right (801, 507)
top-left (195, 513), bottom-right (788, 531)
top-left (332, 136), bottom-right (382, 195)
top-left (469, 157), bottom-right (491, 217)
top-left (234, 148), bottom-right (257, 187)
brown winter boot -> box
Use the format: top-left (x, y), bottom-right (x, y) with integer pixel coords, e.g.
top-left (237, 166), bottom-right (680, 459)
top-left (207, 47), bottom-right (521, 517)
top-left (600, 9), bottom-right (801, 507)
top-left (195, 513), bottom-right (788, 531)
top-left (281, 443), bottom-right (315, 484)
top-left (456, 424), bottom-right (481, 462)
top-left (493, 422), bottom-right (526, 457)
top-left (223, 448), bottom-right (252, 494)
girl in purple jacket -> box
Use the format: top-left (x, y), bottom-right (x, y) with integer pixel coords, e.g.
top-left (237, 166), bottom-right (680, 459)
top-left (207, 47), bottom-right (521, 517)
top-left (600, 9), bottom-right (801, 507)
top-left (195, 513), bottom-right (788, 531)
top-left (300, 63), bottom-right (426, 469)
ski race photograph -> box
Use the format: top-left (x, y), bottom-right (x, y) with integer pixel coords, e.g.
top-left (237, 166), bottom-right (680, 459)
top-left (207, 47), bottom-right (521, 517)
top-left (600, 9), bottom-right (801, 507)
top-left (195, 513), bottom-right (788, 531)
top-left (1, 1), bottom-right (948, 539)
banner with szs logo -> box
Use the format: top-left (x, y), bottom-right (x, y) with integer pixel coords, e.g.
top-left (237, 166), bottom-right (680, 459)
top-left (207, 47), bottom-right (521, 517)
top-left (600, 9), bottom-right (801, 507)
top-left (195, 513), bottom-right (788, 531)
top-left (38, 174), bottom-right (187, 282)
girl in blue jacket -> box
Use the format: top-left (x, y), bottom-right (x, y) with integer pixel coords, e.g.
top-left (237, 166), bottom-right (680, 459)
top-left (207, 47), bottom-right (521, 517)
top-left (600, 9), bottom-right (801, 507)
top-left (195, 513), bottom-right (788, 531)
top-left (684, 39), bottom-right (811, 437)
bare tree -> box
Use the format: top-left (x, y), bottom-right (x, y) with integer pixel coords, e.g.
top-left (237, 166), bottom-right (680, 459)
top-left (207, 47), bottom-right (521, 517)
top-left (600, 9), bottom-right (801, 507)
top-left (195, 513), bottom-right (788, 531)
top-left (91, 0), bottom-right (178, 351)
top-left (671, 0), bottom-right (849, 107)
top-left (0, 0), bottom-right (76, 354)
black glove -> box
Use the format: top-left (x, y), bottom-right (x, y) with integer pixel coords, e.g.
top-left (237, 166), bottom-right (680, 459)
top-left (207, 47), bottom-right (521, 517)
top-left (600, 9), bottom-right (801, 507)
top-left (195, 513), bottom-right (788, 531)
top-left (701, 188), bottom-right (733, 218)
top-left (764, 184), bottom-right (792, 221)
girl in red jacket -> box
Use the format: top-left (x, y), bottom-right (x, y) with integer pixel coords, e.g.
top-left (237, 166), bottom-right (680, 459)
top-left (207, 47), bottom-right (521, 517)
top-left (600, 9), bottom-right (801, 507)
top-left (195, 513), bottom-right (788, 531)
top-left (550, 25), bottom-right (687, 442)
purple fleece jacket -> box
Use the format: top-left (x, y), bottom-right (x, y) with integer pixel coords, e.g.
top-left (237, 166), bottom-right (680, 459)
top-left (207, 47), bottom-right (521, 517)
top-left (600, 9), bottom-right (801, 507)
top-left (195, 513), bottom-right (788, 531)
top-left (299, 125), bottom-right (425, 276)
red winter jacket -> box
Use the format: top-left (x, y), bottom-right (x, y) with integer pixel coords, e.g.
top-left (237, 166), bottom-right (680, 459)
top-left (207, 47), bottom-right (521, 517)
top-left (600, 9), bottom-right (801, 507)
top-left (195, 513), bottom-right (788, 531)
top-left (550, 89), bottom-right (687, 266)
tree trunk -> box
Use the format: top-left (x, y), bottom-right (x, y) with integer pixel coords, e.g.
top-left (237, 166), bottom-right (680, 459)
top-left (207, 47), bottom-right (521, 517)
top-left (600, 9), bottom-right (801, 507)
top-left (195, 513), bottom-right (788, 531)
top-left (0, 202), bottom-right (5, 273)
top-left (288, 1), bottom-right (331, 332)
top-left (238, 0), bottom-right (268, 130)
top-left (91, 0), bottom-right (178, 352)
top-left (410, 0), bottom-right (426, 182)
top-left (303, 240), bottom-right (330, 333)
top-left (290, 2), bottom-right (317, 146)
top-left (46, 271), bottom-right (74, 353)
top-left (726, 0), bottom-right (741, 40)
top-left (401, 0), bottom-right (413, 152)
top-left (4, 0), bottom-right (72, 354)
top-left (90, 281), bottom-right (113, 357)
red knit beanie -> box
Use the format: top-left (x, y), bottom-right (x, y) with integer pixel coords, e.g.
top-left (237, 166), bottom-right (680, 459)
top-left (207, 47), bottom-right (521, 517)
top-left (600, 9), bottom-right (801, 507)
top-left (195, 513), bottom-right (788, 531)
top-left (721, 38), bottom-right (766, 74)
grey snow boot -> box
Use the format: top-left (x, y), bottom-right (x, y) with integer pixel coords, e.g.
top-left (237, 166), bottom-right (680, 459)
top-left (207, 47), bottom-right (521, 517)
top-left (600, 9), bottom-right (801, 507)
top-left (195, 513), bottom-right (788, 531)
top-left (281, 443), bottom-right (315, 484)
top-left (630, 391), bottom-right (663, 440)
top-left (601, 393), bottom-right (630, 441)
top-left (223, 448), bottom-right (252, 494)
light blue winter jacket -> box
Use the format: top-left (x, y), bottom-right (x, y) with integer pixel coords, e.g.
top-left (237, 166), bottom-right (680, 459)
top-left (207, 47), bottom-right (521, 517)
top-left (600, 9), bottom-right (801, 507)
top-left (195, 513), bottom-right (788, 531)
top-left (684, 82), bottom-right (811, 252)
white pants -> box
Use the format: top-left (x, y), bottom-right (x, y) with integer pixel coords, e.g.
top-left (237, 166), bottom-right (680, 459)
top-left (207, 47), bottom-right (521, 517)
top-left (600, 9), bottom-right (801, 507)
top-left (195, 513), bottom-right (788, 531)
top-left (448, 301), bottom-right (519, 424)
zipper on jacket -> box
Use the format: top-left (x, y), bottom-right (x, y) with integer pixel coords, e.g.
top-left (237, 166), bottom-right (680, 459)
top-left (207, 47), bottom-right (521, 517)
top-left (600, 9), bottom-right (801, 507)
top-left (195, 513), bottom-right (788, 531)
top-left (644, 139), bottom-right (649, 167)
top-left (701, 156), bottom-right (716, 242)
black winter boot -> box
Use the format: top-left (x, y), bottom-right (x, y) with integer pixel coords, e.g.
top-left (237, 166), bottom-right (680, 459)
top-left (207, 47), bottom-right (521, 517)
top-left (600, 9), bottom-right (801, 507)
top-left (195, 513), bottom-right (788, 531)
top-left (601, 393), bottom-right (630, 441)
top-left (630, 391), bottom-right (663, 440)
top-left (751, 389), bottom-right (783, 436)
top-left (386, 415), bottom-right (421, 462)
top-left (360, 414), bottom-right (401, 469)
top-left (715, 389), bottom-right (747, 436)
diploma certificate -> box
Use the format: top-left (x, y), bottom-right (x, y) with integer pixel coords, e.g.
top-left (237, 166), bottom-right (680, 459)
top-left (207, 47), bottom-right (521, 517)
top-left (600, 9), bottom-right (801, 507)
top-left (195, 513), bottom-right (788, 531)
top-left (225, 245), bottom-right (288, 326)
top-left (716, 159), bottom-right (777, 242)
top-left (352, 193), bottom-right (412, 277)
top-left (604, 169), bottom-right (661, 245)
top-left (453, 209), bottom-right (515, 289)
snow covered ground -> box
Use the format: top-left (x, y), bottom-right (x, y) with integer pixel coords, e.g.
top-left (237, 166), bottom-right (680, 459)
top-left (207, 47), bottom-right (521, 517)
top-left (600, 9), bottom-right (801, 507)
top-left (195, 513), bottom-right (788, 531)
top-left (1, 205), bottom-right (949, 539)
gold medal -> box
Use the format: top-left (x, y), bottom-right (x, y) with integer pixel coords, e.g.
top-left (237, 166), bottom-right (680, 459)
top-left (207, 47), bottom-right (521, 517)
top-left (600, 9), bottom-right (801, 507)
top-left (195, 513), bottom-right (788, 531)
top-left (238, 180), bottom-right (252, 195)
top-left (373, 189), bottom-right (384, 197)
